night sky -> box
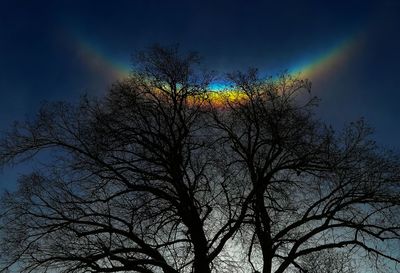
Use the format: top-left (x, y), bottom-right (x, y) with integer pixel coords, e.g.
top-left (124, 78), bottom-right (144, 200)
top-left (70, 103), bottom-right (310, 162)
top-left (1, 0), bottom-right (400, 190)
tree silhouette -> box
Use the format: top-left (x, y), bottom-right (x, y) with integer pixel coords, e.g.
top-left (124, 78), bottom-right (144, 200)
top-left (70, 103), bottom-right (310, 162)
top-left (211, 70), bottom-right (400, 273)
top-left (0, 45), bottom-right (399, 273)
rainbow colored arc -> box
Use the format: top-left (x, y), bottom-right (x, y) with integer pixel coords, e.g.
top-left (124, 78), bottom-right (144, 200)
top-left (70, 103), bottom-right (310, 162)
top-left (73, 34), bottom-right (359, 93)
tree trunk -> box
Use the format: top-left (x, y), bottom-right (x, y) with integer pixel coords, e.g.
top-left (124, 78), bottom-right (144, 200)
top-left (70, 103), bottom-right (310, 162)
top-left (262, 250), bottom-right (273, 273)
top-left (175, 179), bottom-right (211, 273)
top-left (186, 208), bottom-right (212, 273)
top-left (254, 189), bottom-right (274, 273)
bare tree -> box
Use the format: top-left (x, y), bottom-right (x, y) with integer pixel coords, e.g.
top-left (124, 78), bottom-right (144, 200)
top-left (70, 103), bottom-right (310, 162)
top-left (0, 45), bottom-right (249, 273)
top-left (211, 70), bottom-right (400, 273)
top-left (0, 45), bottom-right (400, 273)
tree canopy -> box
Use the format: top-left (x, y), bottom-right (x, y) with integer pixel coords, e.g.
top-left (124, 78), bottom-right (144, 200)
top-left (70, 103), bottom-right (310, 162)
top-left (1, 45), bottom-right (399, 273)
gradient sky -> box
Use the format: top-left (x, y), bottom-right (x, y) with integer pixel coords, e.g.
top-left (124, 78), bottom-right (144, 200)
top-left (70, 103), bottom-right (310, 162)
top-left (1, 0), bottom-right (400, 190)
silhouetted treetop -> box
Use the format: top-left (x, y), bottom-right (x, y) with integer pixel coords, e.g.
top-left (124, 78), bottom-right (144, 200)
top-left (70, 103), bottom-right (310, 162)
top-left (0, 45), bottom-right (399, 273)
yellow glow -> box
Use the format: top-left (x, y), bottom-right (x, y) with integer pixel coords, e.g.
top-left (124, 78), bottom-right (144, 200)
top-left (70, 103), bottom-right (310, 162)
top-left (185, 90), bottom-right (248, 108)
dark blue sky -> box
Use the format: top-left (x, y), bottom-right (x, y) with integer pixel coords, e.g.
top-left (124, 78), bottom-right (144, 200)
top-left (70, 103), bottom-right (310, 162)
top-left (1, 0), bottom-right (400, 190)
